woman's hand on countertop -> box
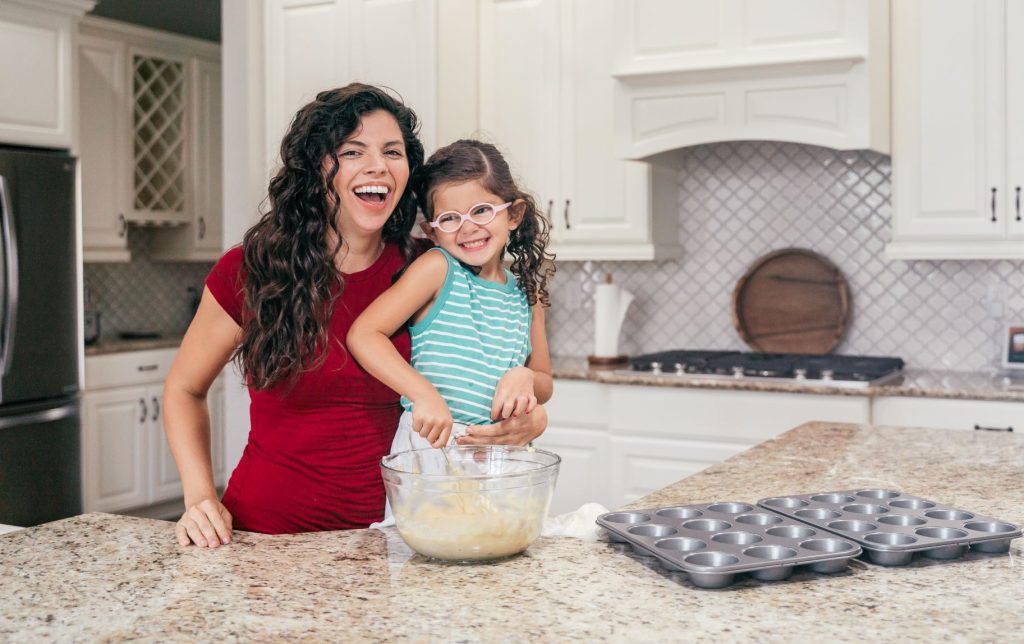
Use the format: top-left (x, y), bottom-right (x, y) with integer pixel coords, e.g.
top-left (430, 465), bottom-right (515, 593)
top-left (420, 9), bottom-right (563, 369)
top-left (458, 404), bottom-right (548, 446)
top-left (176, 497), bottom-right (232, 548)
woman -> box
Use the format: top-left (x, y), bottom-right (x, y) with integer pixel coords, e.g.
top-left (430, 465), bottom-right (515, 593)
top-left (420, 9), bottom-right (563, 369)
top-left (163, 84), bottom-right (548, 547)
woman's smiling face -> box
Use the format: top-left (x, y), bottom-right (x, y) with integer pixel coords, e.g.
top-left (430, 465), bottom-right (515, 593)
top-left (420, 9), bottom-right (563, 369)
top-left (327, 109), bottom-right (410, 237)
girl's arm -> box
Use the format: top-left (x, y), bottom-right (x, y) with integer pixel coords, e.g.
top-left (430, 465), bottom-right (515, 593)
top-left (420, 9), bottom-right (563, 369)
top-left (347, 251), bottom-right (451, 447)
top-left (163, 287), bottom-right (240, 548)
top-left (490, 304), bottom-right (553, 420)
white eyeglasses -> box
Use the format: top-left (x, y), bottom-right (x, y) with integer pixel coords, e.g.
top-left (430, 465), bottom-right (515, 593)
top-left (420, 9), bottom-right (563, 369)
top-left (429, 202), bottom-right (511, 233)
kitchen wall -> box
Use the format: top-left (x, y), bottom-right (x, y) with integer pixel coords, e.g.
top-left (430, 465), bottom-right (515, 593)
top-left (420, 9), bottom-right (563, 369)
top-left (546, 141), bottom-right (1024, 372)
top-left (83, 230), bottom-right (214, 341)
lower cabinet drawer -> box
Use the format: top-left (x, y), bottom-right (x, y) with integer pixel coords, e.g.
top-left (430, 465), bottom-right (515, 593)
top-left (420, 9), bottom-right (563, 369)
top-left (85, 348), bottom-right (178, 389)
top-left (872, 397), bottom-right (1020, 433)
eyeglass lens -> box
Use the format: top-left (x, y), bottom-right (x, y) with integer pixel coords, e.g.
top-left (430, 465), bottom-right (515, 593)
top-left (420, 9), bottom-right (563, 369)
top-left (435, 203), bottom-right (498, 232)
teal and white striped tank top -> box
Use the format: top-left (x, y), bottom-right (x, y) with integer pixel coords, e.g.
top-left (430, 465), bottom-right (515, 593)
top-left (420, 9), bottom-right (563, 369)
top-left (401, 247), bottom-right (532, 426)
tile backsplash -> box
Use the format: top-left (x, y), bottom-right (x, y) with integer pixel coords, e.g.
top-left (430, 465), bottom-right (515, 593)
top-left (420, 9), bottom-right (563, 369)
top-left (546, 141), bottom-right (1024, 372)
top-left (84, 229), bottom-right (214, 341)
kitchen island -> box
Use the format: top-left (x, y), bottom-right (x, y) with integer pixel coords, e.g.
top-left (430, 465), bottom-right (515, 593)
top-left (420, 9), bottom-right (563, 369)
top-left (2, 422), bottom-right (1022, 641)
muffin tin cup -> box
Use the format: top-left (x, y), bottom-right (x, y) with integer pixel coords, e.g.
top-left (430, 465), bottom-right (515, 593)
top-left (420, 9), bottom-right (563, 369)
top-left (757, 490), bottom-right (1021, 566)
top-left (597, 503), bottom-right (861, 589)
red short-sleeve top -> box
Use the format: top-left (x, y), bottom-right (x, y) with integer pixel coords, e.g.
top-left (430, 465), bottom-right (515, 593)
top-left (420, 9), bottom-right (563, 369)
top-left (206, 244), bottom-right (411, 533)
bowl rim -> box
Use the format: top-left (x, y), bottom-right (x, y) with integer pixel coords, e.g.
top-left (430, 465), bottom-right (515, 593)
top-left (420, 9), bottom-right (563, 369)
top-left (380, 445), bottom-right (561, 479)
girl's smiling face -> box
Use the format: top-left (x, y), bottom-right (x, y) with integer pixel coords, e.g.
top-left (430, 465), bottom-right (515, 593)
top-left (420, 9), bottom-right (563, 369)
top-left (327, 109), bottom-right (409, 238)
top-left (423, 180), bottom-right (523, 281)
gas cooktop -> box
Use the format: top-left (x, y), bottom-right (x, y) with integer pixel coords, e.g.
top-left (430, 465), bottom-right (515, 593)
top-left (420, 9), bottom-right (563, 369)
top-left (625, 350), bottom-right (904, 388)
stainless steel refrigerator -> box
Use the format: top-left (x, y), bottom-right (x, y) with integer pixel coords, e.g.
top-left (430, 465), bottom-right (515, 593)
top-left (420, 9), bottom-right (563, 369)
top-left (0, 146), bottom-right (81, 526)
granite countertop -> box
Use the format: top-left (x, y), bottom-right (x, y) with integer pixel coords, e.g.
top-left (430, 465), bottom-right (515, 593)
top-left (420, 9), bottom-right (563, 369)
top-left (2, 422), bottom-right (1022, 641)
top-left (551, 356), bottom-right (1024, 402)
top-left (84, 336), bottom-right (183, 356)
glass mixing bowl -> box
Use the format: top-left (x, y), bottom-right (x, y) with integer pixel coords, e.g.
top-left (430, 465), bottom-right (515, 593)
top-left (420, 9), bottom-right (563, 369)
top-left (381, 445), bottom-right (560, 562)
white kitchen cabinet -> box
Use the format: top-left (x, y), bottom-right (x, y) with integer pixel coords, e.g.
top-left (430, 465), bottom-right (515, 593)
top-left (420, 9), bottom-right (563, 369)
top-left (78, 32), bottom-right (130, 261)
top-left (150, 58), bottom-right (223, 261)
top-left (82, 349), bottom-right (226, 513)
top-left (612, 0), bottom-right (890, 158)
top-left (264, 0), bottom-right (437, 157)
top-left (887, 0), bottom-right (1024, 259)
top-left (872, 396), bottom-right (1020, 433)
top-left (478, 0), bottom-right (681, 261)
top-left (543, 380), bottom-right (871, 510)
top-left (535, 380), bottom-right (612, 513)
top-left (0, 1), bottom-right (92, 149)
top-left (77, 17), bottom-right (223, 261)
top-left (82, 386), bottom-right (149, 511)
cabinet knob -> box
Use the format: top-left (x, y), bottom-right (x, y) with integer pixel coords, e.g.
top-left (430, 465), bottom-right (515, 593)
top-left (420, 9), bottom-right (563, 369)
top-left (151, 396), bottom-right (160, 422)
top-left (991, 187), bottom-right (997, 223)
top-left (139, 398), bottom-right (147, 423)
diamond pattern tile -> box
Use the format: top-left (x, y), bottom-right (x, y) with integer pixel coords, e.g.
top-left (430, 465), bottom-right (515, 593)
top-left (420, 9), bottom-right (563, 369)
top-left (84, 230), bottom-right (214, 341)
top-left (546, 142), bottom-right (1024, 372)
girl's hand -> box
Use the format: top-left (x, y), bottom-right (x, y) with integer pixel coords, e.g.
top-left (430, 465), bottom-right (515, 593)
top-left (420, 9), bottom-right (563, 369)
top-left (491, 366), bottom-right (538, 420)
top-left (176, 496), bottom-right (232, 548)
top-left (459, 404), bottom-right (548, 446)
top-left (412, 392), bottom-right (453, 448)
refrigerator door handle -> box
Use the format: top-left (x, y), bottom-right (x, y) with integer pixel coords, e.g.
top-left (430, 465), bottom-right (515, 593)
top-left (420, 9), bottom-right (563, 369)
top-left (0, 175), bottom-right (18, 377)
top-left (0, 401), bottom-right (78, 430)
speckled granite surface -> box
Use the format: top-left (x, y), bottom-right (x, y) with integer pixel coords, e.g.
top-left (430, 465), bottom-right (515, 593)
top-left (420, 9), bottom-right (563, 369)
top-left (552, 357), bottom-right (1024, 402)
top-left (1, 422), bottom-right (1021, 641)
top-left (84, 336), bottom-right (183, 356)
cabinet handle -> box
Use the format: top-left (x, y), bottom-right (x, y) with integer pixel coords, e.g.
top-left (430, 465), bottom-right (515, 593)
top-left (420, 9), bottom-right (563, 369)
top-left (118, 214), bottom-right (126, 237)
top-left (974, 424), bottom-right (1013, 433)
top-left (1016, 186), bottom-right (1021, 222)
top-left (544, 199), bottom-right (553, 223)
top-left (139, 398), bottom-right (147, 423)
top-left (137, 364), bottom-right (158, 372)
top-left (198, 217), bottom-right (206, 240)
top-left (563, 199), bottom-right (571, 230)
top-left (151, 396), bottom-right (160, 422)
top-left (991, 187), bottom-right (997, 222)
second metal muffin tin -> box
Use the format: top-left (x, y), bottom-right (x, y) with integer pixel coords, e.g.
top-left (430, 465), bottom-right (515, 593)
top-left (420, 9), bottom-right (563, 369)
top-left (596, 502), bottom-right (862, 588)
top-left (758, 490), bottom-right (1023, 566)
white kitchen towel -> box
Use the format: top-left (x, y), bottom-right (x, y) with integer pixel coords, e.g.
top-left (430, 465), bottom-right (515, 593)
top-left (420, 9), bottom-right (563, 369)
top-left (541, 502), bottom-right (609, 541)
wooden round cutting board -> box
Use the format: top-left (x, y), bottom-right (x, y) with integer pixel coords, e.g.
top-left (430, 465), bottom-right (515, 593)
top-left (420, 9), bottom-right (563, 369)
top-left (731, 248), bottom-right (850, 354)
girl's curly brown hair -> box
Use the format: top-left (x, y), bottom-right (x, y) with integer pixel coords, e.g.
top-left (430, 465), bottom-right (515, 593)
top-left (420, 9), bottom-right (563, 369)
top-left (239, 83), bottom-right (424, 391)
top-left (412, 139), bottom-right (555, 307)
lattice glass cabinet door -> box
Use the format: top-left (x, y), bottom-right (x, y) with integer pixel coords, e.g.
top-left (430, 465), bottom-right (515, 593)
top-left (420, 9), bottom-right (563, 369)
top-left (131, 51), bottom-right (189, 224)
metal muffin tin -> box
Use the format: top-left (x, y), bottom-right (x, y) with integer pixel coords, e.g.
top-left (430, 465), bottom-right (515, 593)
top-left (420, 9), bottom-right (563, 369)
top-left (596, 502), bottom-right (862, 588)
top-left (758, 490), bottom-right (1022, 566)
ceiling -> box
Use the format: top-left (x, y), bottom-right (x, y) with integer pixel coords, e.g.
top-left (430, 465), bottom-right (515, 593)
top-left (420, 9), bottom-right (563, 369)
top-left (89, 0), bottom-right (221, 42)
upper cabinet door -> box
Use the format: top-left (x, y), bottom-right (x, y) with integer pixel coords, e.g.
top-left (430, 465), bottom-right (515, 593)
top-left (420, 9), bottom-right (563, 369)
top-left (78, 33), bottom-right (130, 261)
top-left (192, 58), bottom-right (223, 253)
top-left (0, 6), bottom-right (76, 148)
top-left (1007, 0), bottom-right (1024, 238)
top-left (264, 0), bottom-right (352, 154)
top-left (478, 0), bottom-right (562, 216)
top-left (350, 0), bottom-right (437, 151)
top-left (891, 0), bottom-right (1005, 242)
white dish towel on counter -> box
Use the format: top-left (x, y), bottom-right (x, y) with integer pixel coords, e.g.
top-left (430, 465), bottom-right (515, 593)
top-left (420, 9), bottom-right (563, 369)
top-left (372, 503), bottom-right (610, 540)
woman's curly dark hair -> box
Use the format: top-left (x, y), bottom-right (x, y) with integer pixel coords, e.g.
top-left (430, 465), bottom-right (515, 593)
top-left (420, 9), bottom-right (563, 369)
top-left (239, 83), bottom-right (424, 391)
top-left (412, 139), bottom-right (555, 307)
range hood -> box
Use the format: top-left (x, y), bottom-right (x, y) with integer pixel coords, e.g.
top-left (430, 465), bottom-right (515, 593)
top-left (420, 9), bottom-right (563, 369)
top-left (613, 0), bottom-right (890, 161)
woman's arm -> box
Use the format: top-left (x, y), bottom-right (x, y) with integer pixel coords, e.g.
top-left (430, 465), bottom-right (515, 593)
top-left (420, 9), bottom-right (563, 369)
top-left (460, 404), bottom-right (549, 446)
top-left (347, 251), bottom-right (450, 446)
top-left (163, 287), bottom-right (239, 547)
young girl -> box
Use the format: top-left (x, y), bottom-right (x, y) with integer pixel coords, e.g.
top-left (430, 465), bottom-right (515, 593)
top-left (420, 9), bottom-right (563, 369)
top-left (347, 139), bottom-right (554, 451)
